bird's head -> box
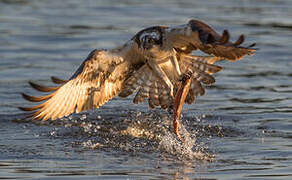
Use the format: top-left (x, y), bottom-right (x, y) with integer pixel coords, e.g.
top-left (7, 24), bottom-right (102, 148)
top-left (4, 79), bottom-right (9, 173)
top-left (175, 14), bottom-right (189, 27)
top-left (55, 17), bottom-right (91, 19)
top-left (134, 26), bottom-right (165, 51)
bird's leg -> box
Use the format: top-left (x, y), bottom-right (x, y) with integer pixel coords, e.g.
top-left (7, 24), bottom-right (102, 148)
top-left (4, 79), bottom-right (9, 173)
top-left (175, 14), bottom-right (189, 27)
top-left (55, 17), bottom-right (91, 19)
top-left (178, 70), bottom-right (193, 82)
top-left (169, 52), bottom-right (194, 82)
top-left (170, 54), bottom-right (182, 79)
top-left (147, 58), bottom-right (174, 97)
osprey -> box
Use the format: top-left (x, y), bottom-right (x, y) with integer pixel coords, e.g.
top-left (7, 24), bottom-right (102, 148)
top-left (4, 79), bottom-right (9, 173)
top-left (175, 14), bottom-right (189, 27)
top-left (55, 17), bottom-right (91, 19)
top-left (20, 19), bottom-right (256, 121)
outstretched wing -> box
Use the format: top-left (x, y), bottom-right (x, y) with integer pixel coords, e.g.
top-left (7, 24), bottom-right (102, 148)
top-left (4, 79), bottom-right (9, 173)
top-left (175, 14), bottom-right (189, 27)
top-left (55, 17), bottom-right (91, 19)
top-left (20, 49), bottom-right (130, 121)
top-left (119, 55), bottom-right (222, 109)
top-left (166, 19), bottom-right (256, 61)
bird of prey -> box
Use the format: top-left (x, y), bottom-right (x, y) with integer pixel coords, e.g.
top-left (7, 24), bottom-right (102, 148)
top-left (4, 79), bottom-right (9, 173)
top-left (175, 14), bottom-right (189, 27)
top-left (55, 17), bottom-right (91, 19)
top-left (20, 19), bottom-right (256, 121)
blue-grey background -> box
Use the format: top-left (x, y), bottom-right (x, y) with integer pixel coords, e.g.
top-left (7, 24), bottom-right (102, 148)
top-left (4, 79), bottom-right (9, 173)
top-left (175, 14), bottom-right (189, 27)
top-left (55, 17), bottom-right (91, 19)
top-left (1, 0), bottom-right (292, 179)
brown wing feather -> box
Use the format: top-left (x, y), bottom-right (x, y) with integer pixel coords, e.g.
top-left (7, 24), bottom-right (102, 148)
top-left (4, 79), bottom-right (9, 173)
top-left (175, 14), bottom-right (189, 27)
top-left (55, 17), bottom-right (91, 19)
top-left (167, 19), bottom-right (256, 61)
top-left (178, 55), bottom-right (221, 104)
top-left (20, 49), bottom-right (130, 121)
top-left (28, 81), bottom-right (59, 92)
top-left (51, 76), bottom-right (68, 84)
top-left (119, 65), bottom-right (172, 109)
top-left (119, 55), bottom-right (222, 109)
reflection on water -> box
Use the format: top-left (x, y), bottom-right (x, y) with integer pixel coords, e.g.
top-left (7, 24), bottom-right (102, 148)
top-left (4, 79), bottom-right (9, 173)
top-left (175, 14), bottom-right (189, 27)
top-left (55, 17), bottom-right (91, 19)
top-left (1, 0), bottom-right (292, 179)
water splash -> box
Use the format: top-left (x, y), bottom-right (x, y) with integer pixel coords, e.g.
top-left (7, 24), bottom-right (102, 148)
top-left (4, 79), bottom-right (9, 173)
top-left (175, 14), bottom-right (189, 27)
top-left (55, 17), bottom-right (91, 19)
top-left (37, 110), bottom-right (217, 161)
top-left (159, 124), bottom-right (214, 161)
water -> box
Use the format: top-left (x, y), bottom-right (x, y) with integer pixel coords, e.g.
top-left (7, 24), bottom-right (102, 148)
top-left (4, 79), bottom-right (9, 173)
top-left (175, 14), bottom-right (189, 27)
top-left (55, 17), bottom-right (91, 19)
top-left (1, 0), bottom-right (292, 179)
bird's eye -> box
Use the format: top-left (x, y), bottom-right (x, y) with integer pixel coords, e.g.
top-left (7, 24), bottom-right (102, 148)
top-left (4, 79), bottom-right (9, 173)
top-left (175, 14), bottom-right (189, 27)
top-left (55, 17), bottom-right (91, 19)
top-left (148, 38), bottom-right (154, 43)
top-left (142, 36), bottom-right (148, 43)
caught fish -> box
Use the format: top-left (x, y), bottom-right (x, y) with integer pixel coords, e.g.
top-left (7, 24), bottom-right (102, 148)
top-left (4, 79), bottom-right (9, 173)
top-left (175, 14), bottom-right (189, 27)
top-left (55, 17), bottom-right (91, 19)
top-left (173, 74), bottom-right (192, 140)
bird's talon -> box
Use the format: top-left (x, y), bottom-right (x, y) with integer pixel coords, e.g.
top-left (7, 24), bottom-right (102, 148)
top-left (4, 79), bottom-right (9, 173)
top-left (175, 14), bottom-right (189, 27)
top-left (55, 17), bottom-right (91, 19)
top-left (179, 72), bottom-right (192, 82)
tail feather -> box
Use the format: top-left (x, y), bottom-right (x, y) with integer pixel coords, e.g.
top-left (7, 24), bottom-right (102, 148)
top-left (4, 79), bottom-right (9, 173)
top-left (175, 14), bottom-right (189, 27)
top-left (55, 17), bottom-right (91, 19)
top-left (149, 81), bottom-right (160, 106)
top-left (133, 89), bottom-right (144, 104)
top-left (119, 67), bottom-right (148, 97)
top-left (133, 71), bottom-right (151, 104)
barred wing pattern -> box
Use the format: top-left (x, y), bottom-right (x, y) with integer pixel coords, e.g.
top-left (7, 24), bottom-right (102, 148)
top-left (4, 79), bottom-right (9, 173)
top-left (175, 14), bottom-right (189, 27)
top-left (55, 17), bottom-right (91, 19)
top-left (20, 49), bottom-right (128, 120)
top-left (119, 65), bottom-right (173, 109)
top-left (119, 55), bottom-right (222, 109)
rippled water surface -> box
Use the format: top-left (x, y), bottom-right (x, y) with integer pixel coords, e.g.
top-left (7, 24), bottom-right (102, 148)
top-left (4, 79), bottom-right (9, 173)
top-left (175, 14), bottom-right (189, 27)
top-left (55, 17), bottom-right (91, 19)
top-left (1, 0), bottom-right (292, 179)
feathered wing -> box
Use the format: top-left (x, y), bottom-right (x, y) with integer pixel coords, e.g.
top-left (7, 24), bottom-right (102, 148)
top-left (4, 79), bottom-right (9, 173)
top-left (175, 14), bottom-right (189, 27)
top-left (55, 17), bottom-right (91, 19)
top-left (119, 65), bottom-right (173, 109)
top-left (20, 19), bottom-right (257, 120)
top-left (166, 19), bottom-right (256, 61)
top-left (178, 55), bottom-right (222, 104)
top-left (20, 49), bottom-right (133, 120)
top-left (119, 55), bottom-right (222, 109)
